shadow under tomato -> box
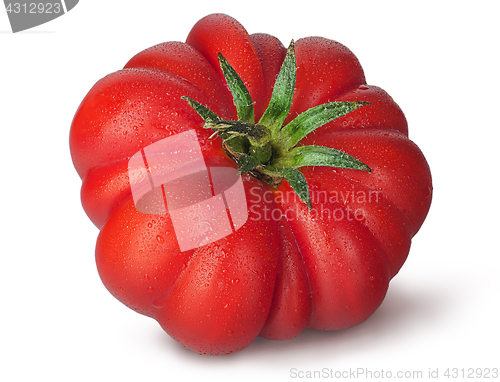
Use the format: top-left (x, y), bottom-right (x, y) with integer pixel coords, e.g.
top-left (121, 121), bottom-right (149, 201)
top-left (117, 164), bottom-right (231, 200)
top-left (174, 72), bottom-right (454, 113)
top-left (155, 277), bottom-right (449, 361)
top-left (245, 279), bottom-right (448, 359)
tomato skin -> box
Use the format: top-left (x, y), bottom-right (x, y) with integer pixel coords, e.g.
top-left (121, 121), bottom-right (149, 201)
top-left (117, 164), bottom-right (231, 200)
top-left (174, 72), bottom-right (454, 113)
top-left (328, 85), bottom-right (409, 136)
top-left (249, 33), bottom-right (287, 110)
top-left (70, 13), bottom-right (432, 355)
top-left (288, 37), bottom-right (367, 121)
top-left (124, 41), bottom-right (236, 121)
top-left (153, 178), bottom-right (280, 355)
top-left (96, 176), bottom-right (281, 355)
top-left (302, 128), bottom-right (432, 235)
top-left (186, 14), bottom-right (268, 120)
top-left (259, 216), bottom-right (312, 340)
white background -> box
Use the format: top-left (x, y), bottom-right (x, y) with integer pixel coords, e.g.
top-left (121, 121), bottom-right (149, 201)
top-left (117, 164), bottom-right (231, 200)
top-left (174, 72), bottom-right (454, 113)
top-left (1, 1), bottom-right (499, 381)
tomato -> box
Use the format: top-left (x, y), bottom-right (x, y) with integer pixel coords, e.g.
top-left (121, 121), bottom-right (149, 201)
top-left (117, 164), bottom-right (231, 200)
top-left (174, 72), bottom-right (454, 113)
top-left (69, 13), bottom-right (432, 355)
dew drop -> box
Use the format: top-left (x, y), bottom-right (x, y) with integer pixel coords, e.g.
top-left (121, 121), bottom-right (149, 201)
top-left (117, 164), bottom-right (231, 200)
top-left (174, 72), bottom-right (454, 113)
top-left (156, 235), bottom-right (164, 244)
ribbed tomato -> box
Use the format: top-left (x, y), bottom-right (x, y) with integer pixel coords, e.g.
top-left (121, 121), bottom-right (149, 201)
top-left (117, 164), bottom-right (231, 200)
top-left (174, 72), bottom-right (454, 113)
top-left (70, 13), bottom-right (432, 355)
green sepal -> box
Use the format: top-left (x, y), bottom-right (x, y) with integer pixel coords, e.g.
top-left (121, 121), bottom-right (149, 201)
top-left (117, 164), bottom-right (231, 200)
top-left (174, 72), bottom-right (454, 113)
top-left (258, 40), bottom-right (296, 137)
top-left (218, 53), bottom-right (255, 123)
top-left (237, 153), bottom-right (262, 173)
top-left (181, 96), bottom-right (248, 153)
top-left (181, 96), bottom-right (221, 123)
top-left (273, 145), bottom-right (371, 172)
top-left (275, 168), bottom-right (312, 209)
top-left (278, 101), bottom-right (371, 151)
top-left (205, 120), bottom-right (271, 147)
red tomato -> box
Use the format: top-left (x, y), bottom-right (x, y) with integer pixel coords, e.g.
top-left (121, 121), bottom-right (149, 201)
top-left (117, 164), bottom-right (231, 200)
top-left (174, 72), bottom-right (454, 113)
top-left (70, 13), bottom-right (432, 355)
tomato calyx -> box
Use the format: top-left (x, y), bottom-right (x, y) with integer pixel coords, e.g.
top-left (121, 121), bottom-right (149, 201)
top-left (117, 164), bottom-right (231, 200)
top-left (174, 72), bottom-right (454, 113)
top-left (183, 41), bottom-right (371, 209)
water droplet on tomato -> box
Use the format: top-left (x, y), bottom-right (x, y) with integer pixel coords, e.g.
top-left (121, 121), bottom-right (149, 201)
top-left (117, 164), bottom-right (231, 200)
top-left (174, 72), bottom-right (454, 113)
top-left (156, 235), bottom-right (164, 243)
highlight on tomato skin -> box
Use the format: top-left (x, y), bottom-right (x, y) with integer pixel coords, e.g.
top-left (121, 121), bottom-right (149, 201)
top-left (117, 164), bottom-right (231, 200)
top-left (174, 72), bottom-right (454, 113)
top-left (69, 13), bottom-right (432, 355)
